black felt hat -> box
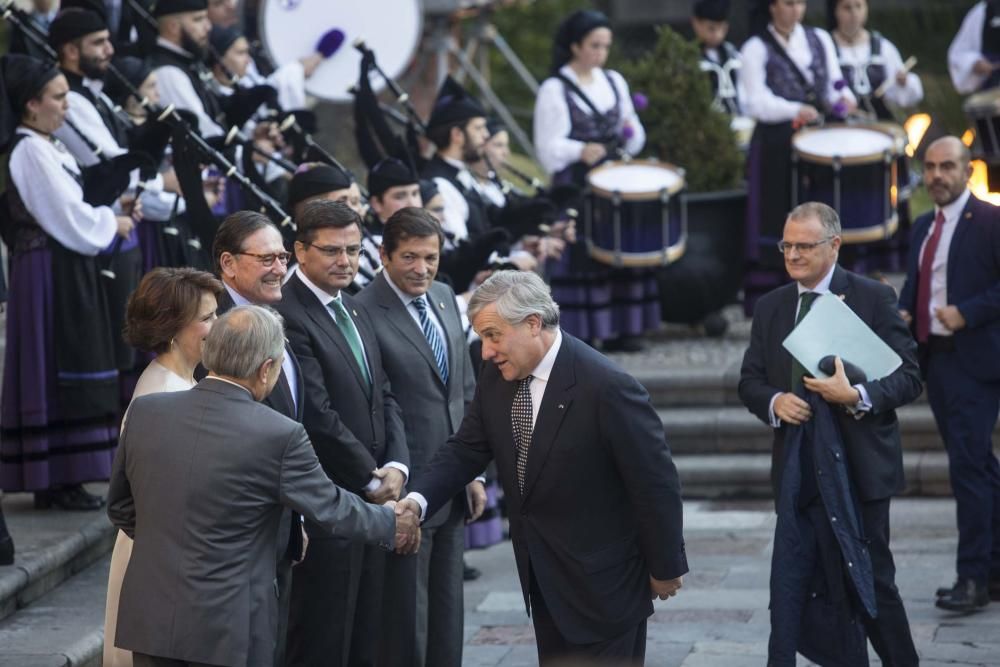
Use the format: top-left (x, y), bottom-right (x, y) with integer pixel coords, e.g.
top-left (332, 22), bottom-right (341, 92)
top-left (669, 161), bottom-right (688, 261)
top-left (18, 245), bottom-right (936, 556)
top-left (0, 54), bottom-right (61, 150)
top-left (288, 163), bottom-right (354, 211)
top-left (153, 0), bottom-right (208, 18)
top-left (209, 25), bottom-right (242, 60)
top-left (48, 9), bottom-right (108, 49)
top-left (103, 56), bottom-right (153, 106)
top-left (368, 157), bottom-right (418, 198)
top-left (693, 0), bottom-right (731, 21)
top-left (426, 76), bottom-right (486, 131)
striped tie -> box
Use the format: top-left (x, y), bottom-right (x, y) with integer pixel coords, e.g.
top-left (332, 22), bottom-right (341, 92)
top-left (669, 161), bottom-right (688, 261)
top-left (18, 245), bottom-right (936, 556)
top-left (414, 296), bottom-right (449, 385)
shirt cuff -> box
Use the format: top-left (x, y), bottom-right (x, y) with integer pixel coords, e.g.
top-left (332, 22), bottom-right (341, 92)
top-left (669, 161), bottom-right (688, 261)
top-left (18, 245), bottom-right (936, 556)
top-left (473, 475), bottom-right (486, 485)
top-left (405, 492), bottom-right (428, 523)
top-left (767, 392), bottom-right (782, 428)
top-left (384, 461), bottom-right (409, 483)
top-left (847, 384), bottom-right (873, 419)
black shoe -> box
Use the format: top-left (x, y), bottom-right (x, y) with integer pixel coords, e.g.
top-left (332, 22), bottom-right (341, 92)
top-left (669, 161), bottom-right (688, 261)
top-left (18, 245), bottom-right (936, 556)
top-left (935, 578), bottom-right (990, 612)
top-left (604, 336), bottom-right (645, 353)
top-left (936, 581), bottom-right (957, 598)
top-left (463, 563), bottom-right (481, 581)
top-left (0, 536), bottom-right (13, 566)
top-left (34, 485), bottom-right (105, 511)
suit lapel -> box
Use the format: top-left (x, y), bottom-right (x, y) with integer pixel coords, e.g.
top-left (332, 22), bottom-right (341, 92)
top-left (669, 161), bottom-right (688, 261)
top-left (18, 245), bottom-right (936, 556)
top-left (373, 275), bottom-right (445, 390)
top-left (946, 199), bottom-right (976, 294)
top-left (292, 275), bottom-right (371, 397)
top-left (521, 335), bottom-right (576, 503)
top-left (774, 285), bottom-right (799, 390)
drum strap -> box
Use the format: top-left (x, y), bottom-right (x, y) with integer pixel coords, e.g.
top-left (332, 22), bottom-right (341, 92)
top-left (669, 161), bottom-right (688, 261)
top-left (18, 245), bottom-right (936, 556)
top-left (761, 29), bottom-right (822, 108)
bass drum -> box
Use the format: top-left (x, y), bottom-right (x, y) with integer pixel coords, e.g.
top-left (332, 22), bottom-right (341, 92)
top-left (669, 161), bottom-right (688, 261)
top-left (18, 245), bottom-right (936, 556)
top-left (258, 0), bottom-right (422, 103)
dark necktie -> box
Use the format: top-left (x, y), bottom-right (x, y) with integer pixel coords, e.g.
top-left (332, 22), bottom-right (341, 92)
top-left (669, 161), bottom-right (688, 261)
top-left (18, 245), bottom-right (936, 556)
top-left (413, 296), bottom-right (449, 384)
top-left (328, 299), bottom-right (371, 392)
top-left (511, 375), bottom-right (534, 494)
top-left (915, 210), bottom-right (947, 343)
top-left (790, 291), bottom-right (820, 390)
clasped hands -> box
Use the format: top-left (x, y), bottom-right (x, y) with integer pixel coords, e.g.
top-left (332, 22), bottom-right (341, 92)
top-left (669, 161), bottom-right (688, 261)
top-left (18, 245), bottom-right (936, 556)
top-left (386, 497), bottom-right (423, 556)
top-left (898, 306), bottom-right (965, 331)
top-left (651, 575), bottom-right (683, 601)
top-left (776, 357), bottom-right (859, 425)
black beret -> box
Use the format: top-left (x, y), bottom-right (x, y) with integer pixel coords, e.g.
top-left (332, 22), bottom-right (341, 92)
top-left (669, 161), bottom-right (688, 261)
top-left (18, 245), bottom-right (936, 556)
top-left (419, 179), bottom-right (439, 205)
top-left (289, 163), bottom-right (354, 212)
top-left (426, 76), bottom-right (486, 131)
top-left (209, 25), bottom-right (242, 60)
top-left (103, 56), bottom-right (153, 106)
top-left (153, 0), bottom-right (208, 18)
top-left (368, 157), bottom-right (418, 198)
top-left (693, 0), bottom-right (731, 21)
top-left (48, 9), bottom-right (108, 49)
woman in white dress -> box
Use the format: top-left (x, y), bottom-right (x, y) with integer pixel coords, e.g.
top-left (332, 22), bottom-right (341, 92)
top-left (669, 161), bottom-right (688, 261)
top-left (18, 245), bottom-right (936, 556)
top-left (102, 267), bottom-right (224, 667)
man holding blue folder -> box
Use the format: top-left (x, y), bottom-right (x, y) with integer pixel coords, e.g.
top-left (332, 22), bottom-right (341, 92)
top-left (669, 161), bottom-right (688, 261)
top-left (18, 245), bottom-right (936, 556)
top-left (740, 201), bottom-right (922, 666)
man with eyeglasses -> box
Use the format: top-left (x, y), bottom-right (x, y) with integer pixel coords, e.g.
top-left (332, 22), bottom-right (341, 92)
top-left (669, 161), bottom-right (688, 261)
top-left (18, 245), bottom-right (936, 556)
top-left (739, 202), bottom-right (922, 665)
top-left (211, 210), bottom-right (305, 667)
top-left (276, 199), bottom-right (410, 667)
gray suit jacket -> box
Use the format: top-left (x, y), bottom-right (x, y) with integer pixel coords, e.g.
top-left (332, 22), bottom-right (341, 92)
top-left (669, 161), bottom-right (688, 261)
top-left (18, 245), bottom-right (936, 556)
top-left (107, 379), bottom-right (395, 667)
top-left (356, 274), bottom-right (475, 526)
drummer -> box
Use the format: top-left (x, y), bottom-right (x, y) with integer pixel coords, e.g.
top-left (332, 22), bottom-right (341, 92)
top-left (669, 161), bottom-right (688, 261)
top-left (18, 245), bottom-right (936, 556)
top-left (692, 0), bottom-right (743, 116)
top-left (828, 0), bottom-right (923, 120)
top-left (739, 0), bottom-right (856, 313)
top-left (533, 9), bottom-right (656, 351)
top-left (948, 1), bottom-right (1000, 95)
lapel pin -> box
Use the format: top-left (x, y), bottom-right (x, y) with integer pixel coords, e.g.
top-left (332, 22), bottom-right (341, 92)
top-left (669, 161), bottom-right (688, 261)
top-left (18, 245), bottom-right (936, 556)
top-left (439, 302), bottom-right (445, 310)
top-left (837, 294), bottom-right (846, 301)
top-left (558, 403), bottom-right (565, 409)
top-left (352, 309), bottom-right (358, 317)
top-left (965, 212), bottom-right (972, 219)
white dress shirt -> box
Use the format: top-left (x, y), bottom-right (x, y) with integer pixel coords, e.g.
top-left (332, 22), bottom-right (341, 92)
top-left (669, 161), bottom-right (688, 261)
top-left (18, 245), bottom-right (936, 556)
top-left (918, 188), bottom-right (972, 337)
top-left (835, 33), bottom-right (923, 108)
top-left (153, 38), bottom-right (224, 138)
top-left (433, 155), bottom-right (474, 243)
top-left (406, 329), bottom-right (562, 520)
top-left (8, 128), bottom-right (118, 255)
top-left (292, 272), bottom-right (408, 489)
top-left (533, 65), bottom-right (645, 175)
top-left (740, 24), bottom-right (855, 124)
top-left (767, 263), bottom-right (871, 426)
top-left (949, 2), bottom-right (991, 94)
top-left (54, 84), bottom-right (126, 168)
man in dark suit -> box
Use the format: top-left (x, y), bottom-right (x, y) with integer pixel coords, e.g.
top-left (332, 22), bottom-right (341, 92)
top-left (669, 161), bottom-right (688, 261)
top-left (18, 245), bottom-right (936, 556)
top-left (355, 207), bottom-right (481, 667)
top-left (108, 305), bottom-right (419, 667)
top-left (397, 270), bottom-right (686, 665)
top-left (277, 200), bottom-right (409, 667)
top-left (211, 210), bottom-right (304, 666)
top-left (739, 202), bottom-right (922, 666)
top-left (898, 136), bottom-right (1000, 611)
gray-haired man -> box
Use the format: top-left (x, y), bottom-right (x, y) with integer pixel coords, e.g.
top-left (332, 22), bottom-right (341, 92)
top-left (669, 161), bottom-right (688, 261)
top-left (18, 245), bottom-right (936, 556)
top-left (398, 271), bottom-right (687, 665)
top-left (107, 305), bottom-right (420, 667)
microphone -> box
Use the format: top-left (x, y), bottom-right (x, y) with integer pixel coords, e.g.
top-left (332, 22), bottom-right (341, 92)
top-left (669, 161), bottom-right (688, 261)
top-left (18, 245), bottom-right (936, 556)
top-left (316, 28), bottom-right (346, 58)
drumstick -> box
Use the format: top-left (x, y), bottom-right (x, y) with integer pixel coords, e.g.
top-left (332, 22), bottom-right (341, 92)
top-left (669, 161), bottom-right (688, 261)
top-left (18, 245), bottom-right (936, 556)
top-left (874, 56), bottom-right (917, 98)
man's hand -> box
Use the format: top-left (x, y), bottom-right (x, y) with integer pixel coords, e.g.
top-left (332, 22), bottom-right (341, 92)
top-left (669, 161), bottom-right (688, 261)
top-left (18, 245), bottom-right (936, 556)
top-left (367, 467), bottom-right (405, 504)
top-left (974, 58), bottom-right (998, 77)
top-left (393, 502), bottom-right (421, 555)
top-left (650, 575), bottom-right (683, 600)
top-left (466, 480), bottom-right (487, 524)
top-left (802, 356), bottom-right (861, 406)
top-left (115, 216), bottom-right (135, 239)
top-left (773, 392), bottom-right (812, 425)
top-left (935, 305), bottom-right (966, 332)
top-left (293, 524), bottom-right (309, 566)
top-left (898, 309), bottom-right (912, 325)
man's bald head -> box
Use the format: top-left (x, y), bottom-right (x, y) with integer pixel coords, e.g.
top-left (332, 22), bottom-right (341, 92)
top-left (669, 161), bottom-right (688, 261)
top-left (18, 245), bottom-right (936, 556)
top-left (923, 136), bottom-right (973, 207)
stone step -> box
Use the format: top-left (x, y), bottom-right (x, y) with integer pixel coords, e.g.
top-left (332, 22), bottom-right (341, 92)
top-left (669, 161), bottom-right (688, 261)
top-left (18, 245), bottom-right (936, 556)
top-left (0, 487), bottom-right (115, 624)
top-left (0, 555), bottom-right (108, 667)
top-left (676, 450), bottom-right (957, 499)
top-left (657, 404), bottom-right (982, 455)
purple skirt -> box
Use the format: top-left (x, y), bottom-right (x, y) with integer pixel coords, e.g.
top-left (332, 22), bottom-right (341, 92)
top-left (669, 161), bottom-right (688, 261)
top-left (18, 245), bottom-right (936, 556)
top-left (465, 481), bottom-right (504, 549)
top-left (0, 248), bottom-right (118, 491)
top-left (546, 246), bottom-right (660, 342)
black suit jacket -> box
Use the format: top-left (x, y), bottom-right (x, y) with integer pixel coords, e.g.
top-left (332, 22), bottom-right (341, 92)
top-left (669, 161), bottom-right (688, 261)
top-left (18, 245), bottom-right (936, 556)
top-left (411, 332), bottom-right (687, 644)
top-left (276, 273), bottom-right (408, 505)
top-left (739, 266), bottom-right (923, 502)
top-left (898, 194), bottom-right (1000, 381)
top-left (355, 274), bottom-right (475, 528)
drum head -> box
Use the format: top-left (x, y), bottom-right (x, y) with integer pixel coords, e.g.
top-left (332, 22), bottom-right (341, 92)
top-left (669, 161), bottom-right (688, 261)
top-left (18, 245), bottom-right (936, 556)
top-left (259, 0), bottom-right (422, 103)
top-left (964, 88), bottom-right (1000, 115)
top-left (587, 160), bottom-right (685, 201)
top-left (792, 125), bottom-right (900, 166)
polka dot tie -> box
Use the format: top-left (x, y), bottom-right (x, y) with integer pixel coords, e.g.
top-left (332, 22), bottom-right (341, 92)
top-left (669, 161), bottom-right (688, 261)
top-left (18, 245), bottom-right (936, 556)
top-left (511, 375), bottom-right (534, 495)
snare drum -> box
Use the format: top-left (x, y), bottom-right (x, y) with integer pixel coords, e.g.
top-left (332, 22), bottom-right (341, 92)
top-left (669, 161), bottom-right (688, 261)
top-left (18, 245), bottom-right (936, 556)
top-left (791, 123), bottom-right (904, 244)
top-left (584, 160), bottom-right (686, 268)
top-left (964, 88), bottom-right (1000, 161)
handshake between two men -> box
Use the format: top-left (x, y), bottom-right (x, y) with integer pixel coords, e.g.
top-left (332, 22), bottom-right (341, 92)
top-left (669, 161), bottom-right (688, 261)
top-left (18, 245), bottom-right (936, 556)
top-left (386, 499), bottom-right (422, 555)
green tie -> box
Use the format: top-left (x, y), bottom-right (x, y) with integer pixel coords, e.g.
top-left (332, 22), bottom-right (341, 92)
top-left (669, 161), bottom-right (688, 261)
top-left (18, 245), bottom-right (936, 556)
top-left (790, 291), bottom-right (820, 390)
top-left (329, 299), bottom-right (372, 392)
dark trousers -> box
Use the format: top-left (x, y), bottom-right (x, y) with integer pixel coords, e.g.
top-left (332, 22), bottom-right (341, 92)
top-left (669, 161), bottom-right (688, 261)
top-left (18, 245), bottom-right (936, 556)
top-left (284, 535), bottom-right (385, 667)
top-left (529, 572), bottom-right (647, 666)
top-left (132, 653), bottom-right (220, 667)
top-left (379, 500), bottom-right (464, 667)
top-left (861, 499), bottom-right (919, 667)
top-left (926, 347), bottom-right (1000, 583)
top-left (274, 556), bottom-right (293, 667)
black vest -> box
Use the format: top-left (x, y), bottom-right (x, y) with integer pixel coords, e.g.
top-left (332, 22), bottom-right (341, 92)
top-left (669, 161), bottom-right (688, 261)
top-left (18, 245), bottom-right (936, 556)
top-left (62, 70), bottom-right (130, 147)
top-left (700, 41), bottom-right (742, 115)
top-left (420, 155), bottom-right (490, 239)
top-left (834, 32), bottom-right (891, 120)
top-left (148, 44), bottom-right (223, 124)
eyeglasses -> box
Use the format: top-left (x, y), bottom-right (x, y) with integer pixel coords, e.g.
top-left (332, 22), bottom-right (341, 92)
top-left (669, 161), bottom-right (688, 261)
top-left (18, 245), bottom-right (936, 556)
top-left (235, 251), bottom-right (292, 267)
top-left (303, 242), bottom-right (362, 258)
top-left (776, 238), bottom-right (834, 255)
